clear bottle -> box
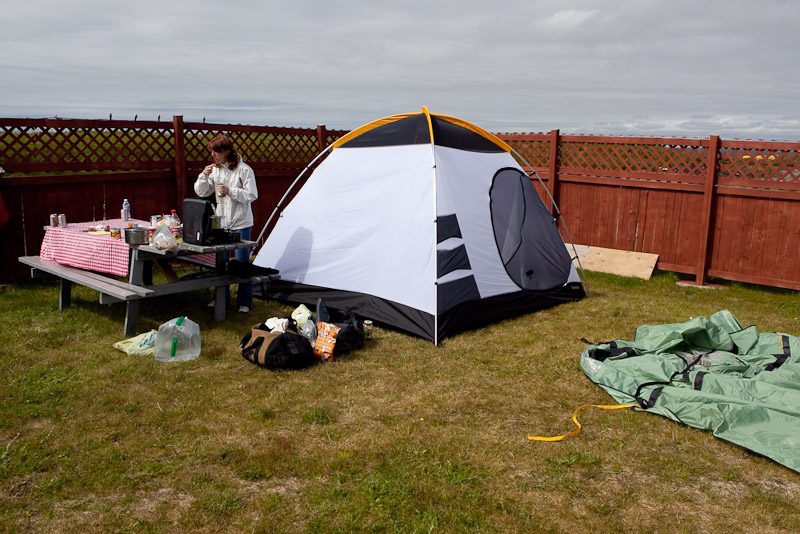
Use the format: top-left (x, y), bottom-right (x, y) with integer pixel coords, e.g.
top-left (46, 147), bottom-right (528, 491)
top-left (169, 209), bottom-right (181, 227)
top-left (121, 199), bottom-right (131, 221)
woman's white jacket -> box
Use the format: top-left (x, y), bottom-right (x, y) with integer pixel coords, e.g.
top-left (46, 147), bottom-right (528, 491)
top-left (194, 157), bottom-right (258, 231)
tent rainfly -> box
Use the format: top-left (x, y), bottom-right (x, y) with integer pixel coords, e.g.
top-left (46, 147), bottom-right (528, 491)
top-left (253, 107), bottom-right (585, 343)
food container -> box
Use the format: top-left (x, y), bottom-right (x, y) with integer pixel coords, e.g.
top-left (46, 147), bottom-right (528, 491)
top-left (363, 320), bottom-right (373, 339)
top-left (110, 227), bottom-right (121, 239)
top-left (124, 226), bottom-right (149, 245)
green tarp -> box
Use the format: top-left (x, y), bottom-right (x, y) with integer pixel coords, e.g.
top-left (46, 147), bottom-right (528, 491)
top-left (580, 310), bottom-right (800, 473)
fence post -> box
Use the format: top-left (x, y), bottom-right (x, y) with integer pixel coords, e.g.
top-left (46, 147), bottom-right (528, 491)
top-left (695, 135), bottom-right (720, 286)
top-left (173, 115), bottom-right (187, 215)
top-left (316, 125), bottom-right (327, 153)
top-left (546, 129), bottom-right (560, 216)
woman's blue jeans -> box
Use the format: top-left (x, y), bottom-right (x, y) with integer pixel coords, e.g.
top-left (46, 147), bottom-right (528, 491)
top-left (232, 226), bottom-right (253, 308)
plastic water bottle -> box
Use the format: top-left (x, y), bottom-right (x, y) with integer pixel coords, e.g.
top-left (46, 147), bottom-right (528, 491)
top-left (121, 199), bottom-right (131, 221)
top-left (154, 316), bottom-right (201, 362)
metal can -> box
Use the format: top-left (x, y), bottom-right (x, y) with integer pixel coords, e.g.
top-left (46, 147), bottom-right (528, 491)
top-left (58, 214), bottom-right (67, 227)
top-left (49, 213), bottom-right (58, 226)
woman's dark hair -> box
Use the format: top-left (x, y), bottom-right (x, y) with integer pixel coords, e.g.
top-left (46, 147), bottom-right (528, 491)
top-left (207, 134), bottom-right (239, 170)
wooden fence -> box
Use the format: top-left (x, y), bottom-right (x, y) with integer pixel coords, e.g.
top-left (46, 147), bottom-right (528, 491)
top-left (507, 131), bottom-right (800, 290)
top-left (0, 116), bottom-right (346, 280)
top-left (1, 116), bottom-right (798, 290)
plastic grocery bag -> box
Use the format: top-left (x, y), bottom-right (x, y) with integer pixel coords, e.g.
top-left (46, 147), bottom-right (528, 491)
top-left (299, 320), bottom-right (317, 344)
top-left (153, 222), bottom-right (178, 253)
top-left (291, 304), bottom-right (312, 328)
top-left (113, 330), bottom-right (157, 356)
top-left (154, 316), bottom-right (201, 362)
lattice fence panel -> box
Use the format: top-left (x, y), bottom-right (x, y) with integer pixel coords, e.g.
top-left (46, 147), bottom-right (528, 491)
top-left (559, 139), bottom-right (709, 179)
top-left (185, 128), bottom-right (321, 168)
top-left (0, 125), bottom-right (39, 165)
top-left (507, 138), bottom-right (550, 169)
top-left (718, 147), bottom-right (800, 187)
top-left (0, 123), bottom-right (173, 170)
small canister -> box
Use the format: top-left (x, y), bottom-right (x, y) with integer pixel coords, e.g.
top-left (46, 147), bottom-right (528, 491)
top-left (148, 227), bottom-right (155, 245)
top-left (363, 320), bottom-right (373, 340)
top-left (150, 215), bottom-right (160, 227)
top-left (58, 214), bottom-right (67, 227)
top-left (49, 213), bottom-right (58, 226)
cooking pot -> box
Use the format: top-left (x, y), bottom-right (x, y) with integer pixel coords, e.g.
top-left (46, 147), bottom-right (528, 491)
top-left (124, 226), bottom-right (149, 246)
top-left (210, 215), bottom-right (226, 230)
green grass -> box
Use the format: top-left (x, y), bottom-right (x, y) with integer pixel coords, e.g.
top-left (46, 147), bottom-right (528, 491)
top-left (1, 270), bottom-right (799, 533)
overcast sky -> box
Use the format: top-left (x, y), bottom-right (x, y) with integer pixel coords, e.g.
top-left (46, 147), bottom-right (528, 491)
top-left (2, 0), bottom-right (799, 140)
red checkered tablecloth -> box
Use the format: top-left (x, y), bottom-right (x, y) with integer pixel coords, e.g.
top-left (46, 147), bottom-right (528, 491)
top-left (39, 219), bottom-right (151, 277)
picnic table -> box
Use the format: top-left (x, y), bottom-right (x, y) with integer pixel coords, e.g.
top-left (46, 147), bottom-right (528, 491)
top-left (19, 218), bottom-right (277, 336)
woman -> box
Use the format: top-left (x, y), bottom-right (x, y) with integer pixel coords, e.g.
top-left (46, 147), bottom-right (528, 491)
top-left (194, 134), bottom-right (259, 313)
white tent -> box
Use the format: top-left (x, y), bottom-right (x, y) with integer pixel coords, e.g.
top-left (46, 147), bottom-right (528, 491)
top-left (254, 108), bottom-right (584, 343)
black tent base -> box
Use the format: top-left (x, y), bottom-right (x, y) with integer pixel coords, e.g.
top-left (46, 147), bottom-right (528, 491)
top-left (255, 281), bottom-right (585, 344)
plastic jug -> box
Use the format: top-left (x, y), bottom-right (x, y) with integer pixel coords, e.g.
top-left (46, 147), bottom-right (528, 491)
top-left (154, 316), bottom-right (201, 362)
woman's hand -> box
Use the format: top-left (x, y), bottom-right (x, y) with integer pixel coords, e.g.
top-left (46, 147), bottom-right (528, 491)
top-left (202, 164), bottom-right (215, 176)
top-left (216, 184), bottom-right (229, 197)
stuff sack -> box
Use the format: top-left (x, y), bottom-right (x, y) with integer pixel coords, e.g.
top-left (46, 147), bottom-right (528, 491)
top-left (239, 322), bottom-right (316, 370)
top-left (331, 314), bottom-right (364, 355)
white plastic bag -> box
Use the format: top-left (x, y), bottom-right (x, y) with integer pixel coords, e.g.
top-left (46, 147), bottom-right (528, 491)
top-left (153, 222), bottom-right (178, 252)
top-left (299, 320), bottom-right (317, 343)
top-left (154, 316), bottom-right (201, 362)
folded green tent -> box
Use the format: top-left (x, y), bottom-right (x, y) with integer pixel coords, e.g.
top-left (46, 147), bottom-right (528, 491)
top-left (580, 310), bottom-right (800, 473)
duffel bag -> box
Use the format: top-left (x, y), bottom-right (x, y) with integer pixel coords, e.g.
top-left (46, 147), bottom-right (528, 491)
top-left (239, 322), bottom-right (316, 370)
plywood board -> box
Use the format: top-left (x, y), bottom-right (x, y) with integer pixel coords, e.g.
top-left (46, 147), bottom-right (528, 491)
top-left (571, 245), bottom-right (659, 280)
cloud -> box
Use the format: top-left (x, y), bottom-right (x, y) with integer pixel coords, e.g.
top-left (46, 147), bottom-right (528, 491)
top-left (536, 9), bottom-right (598, 32)
top-left (1, 0), bottom-right (798, 139)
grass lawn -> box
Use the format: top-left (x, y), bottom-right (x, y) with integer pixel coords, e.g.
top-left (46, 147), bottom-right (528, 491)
top-left (1, 269), bottom-right (799, 533)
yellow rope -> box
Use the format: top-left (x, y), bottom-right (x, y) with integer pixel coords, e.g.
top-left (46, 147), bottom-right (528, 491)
top-left (528, 403), bottom-right (636, 442)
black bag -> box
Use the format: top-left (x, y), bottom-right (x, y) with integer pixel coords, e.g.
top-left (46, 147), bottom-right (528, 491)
top-left (316, 298), bottom-right (364, 356)
top-left (227, 260), bottom-right (279, 278)
top-left (239, 322), bottom-right (316, 370)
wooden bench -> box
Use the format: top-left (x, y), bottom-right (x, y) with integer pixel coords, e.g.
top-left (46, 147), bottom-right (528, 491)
top-left (19, 255), bottom-right (278, 337)
top-left (19, 256), bottom-right (153, 309)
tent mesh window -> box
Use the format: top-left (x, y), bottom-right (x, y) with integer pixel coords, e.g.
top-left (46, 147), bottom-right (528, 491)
top-left (489, 168), bottom-right (573, 290)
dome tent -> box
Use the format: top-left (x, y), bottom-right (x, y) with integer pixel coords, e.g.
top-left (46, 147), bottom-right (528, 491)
top-left (254, 108), bottom-right (585, 344)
